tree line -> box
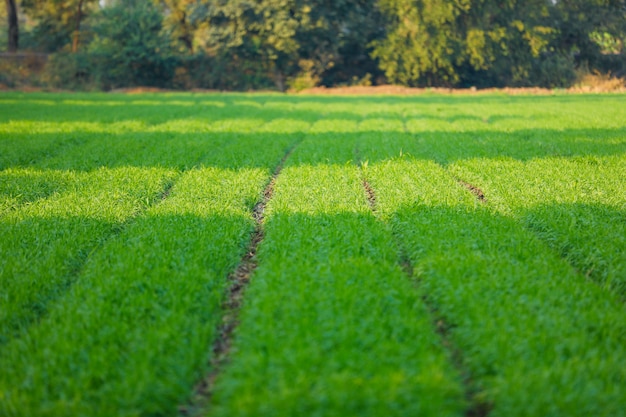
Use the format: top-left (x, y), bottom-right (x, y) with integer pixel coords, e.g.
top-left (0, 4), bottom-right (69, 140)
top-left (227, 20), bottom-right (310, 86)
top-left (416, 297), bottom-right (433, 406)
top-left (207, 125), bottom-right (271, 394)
top-left (3, 0), bottom-right (625, 90)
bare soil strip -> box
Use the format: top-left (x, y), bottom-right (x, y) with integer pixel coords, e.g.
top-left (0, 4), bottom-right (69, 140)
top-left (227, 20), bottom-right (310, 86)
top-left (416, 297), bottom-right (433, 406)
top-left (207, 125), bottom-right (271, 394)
top-left (354, 147), bottom-right (377, 213)
top-left (180, 144), bottom-right (297, 417)
top-left (297, 84), bottom-right (626, 95)
top-left (7, 83), bottom-right (625, 94)
top-left (362, 179), bottom-right (377, 212)
top-left (358, 172), bottom-right (491, 417)
top-left (421, 287), bottom-right (493, 417)
top-left (458, 180), bottom-right (487, 202)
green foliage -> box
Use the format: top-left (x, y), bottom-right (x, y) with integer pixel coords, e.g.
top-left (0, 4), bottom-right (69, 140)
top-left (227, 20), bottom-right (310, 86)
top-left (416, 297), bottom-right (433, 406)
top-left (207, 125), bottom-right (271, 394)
top-left (20, 0), bottom-right (99, 52)
top-left (175, 53), bottom-right (276, 90)
top-left (11, 0), bottom-right (626, 89)
top-left (292, 0), bottom-right (385, 86)
top-left (372, 0), bottom-right (465, 86)
top-left (194, 0), bottom-right (383, 90)
top-left (87, 0), bottom-right (176, 89)
top-left (44, 52), bottom-right (95, 89)
top-left (530, 53), bottom-right (577, 88)
top-left (41, 1), bottom-right (178, 90)
top-left (372, 0), bottom-right (626, 87)
top-left (157, 0), bottom-right (202, 53)
top-left (550, 0), bottom-right (626, 67)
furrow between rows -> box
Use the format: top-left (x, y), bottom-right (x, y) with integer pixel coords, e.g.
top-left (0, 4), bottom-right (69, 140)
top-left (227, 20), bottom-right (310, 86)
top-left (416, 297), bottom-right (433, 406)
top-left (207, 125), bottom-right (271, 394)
top-left (451, 170), bottom-right (623, 302)
top-left (363, 157), bottom-right (626, 416)
top-left (447, 159), bottom-right (626, 299)
top-left (205, 135), bottom-right (465, 416)
top-left (456, 179), bottom-right (486, 202)
top-left (0, 170), bottom-right (275, 415)
top-left (0, 139), bottom-right (222, 344)
top-left (453, 169), bottom-right (610, 302)
top-left (357, 163), bottom-right (491, 417)
top-left (180, 143), bottom-right (300, 416)
top-left (0, 128), bottom-right (301, 415)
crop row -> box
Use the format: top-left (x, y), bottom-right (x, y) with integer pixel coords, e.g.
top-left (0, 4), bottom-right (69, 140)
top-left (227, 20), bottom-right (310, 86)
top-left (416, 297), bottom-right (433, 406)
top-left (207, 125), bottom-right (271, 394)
top-left (206, 123), bottom-right (626, 416)
top-left (0, 166), bottom-right (177, 342)
top-left (0, 96), bottom-right (301, 415)
top-left (363, 156), bottom-right (626, 416)
top-left (209, 133), bottom-right (465, 416)
top-left (1, 93), bottom-right (625, 416)
top-left (0, 167), bottom-right (268, 416)
top-left (357, 115), bottom-right (626, 300)
top-left (0, 166), bottom-right (299, 416)
top-left (448, 156), bottom-right (626, 297)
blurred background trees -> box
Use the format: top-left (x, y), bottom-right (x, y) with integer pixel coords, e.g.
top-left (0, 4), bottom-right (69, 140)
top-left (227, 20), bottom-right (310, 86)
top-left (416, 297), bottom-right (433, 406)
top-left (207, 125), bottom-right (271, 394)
top-left (1, 0), bottom-right (625, 90)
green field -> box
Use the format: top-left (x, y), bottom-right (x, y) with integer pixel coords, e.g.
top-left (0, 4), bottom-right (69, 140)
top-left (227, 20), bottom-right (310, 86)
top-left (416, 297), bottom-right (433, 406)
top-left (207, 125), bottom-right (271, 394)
top-left (0, 92), bottom-right (625, 417)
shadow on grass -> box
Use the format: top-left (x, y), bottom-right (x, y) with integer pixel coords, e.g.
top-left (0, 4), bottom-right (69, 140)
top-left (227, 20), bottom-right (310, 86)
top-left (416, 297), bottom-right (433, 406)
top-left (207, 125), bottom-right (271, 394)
top-left (0, 202), bottom-right (625, 415)
top-left (0, 211), bottom-right (253, 416)
top-left (2, 92), bottom-right (626, 174)
top-left (1, 93), bottom-right (625, 415)
top-left (521, 202), bottom-right (626, 299)
top-left (390, 203), bottom-right (626, 415)
top-left (1, 127), bottom-right (625, 173)
top-left (1, 91), bottom-right (622, 122)
top-left (0, 215), bottom-right (118, 344)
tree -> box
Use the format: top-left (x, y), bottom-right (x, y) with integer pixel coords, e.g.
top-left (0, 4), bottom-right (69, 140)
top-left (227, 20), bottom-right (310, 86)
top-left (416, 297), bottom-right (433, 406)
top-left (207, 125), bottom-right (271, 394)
top-left (458, 0), bottom-right (557, 87)
top-left (71, 0), bottom-right (84, 52)
top-left (195, 0), bottom-right (382, 90)
top-left (21, 0), bottom-right (98, 52)
top-left (550, 0), bottom-right (626, 66)
top-left (157, 0), bottom-right (204, 53)
top-left (372, 0), bottom-right (569, 87)
top-left (5, 0), bottom-right (18, 52)
top-left (371, 0), bottom-right (468, 87)
top-left (293, 0), bottom-right (383, 86)
top-left (88, 0), bottom-right (175, 88)
top-left (195, 0), bottom-right (300, 90)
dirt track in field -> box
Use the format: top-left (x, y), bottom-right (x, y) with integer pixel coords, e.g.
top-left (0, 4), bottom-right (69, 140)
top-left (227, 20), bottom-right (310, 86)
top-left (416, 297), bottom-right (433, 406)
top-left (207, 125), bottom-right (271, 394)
top-left (357, 170), bottom-right (493, 417)
top-left (180, 143), bottom-right (299, 416)
top-left (5, 83), bottom-right (624, 95)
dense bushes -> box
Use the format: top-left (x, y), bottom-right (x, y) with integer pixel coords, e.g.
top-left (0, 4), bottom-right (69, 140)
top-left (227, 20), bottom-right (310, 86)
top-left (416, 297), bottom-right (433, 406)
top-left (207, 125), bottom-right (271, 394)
top-left (43, 52), bottom-right (278, 91)
top-left (3, 0), bottom-right (625, 90)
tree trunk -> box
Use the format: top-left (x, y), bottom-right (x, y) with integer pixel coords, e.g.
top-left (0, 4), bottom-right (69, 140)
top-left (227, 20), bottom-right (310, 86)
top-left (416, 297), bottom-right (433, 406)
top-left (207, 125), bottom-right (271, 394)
top-left (5, 0), bottom-right (18, 53)
top-left (273, 67), bottom-right (286, 92)
top-left (178, 11), bottom-right (194, 53)
top-left (72, 0), bottom-right (84, 53)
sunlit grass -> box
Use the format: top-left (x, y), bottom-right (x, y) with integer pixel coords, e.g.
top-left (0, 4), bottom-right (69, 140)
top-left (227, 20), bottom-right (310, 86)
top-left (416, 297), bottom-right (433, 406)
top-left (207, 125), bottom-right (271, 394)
top-left (0, 91), bottom-right (625, 416)
top-left (449, 155), bottom-right (626, 296)
top-left (0, 167), bottom-right (176, 342)
top-left (364, 156), bottom-right (626, 416)
top-left (210, 138), bottom-right (464, 417)
top-left (0, 168), bottom-right (270, 417)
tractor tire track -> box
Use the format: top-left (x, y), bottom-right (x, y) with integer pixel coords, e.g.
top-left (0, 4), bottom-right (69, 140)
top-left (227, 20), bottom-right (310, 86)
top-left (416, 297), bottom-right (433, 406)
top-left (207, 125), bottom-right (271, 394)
top-left (180, 142), bottom-right (299, 417)
top-left (357, 158), bottom-right (492, 417)
top-left (451, 171), bottom-right (624, 301)
top-left (457, 179), bottom-right (487, 202)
